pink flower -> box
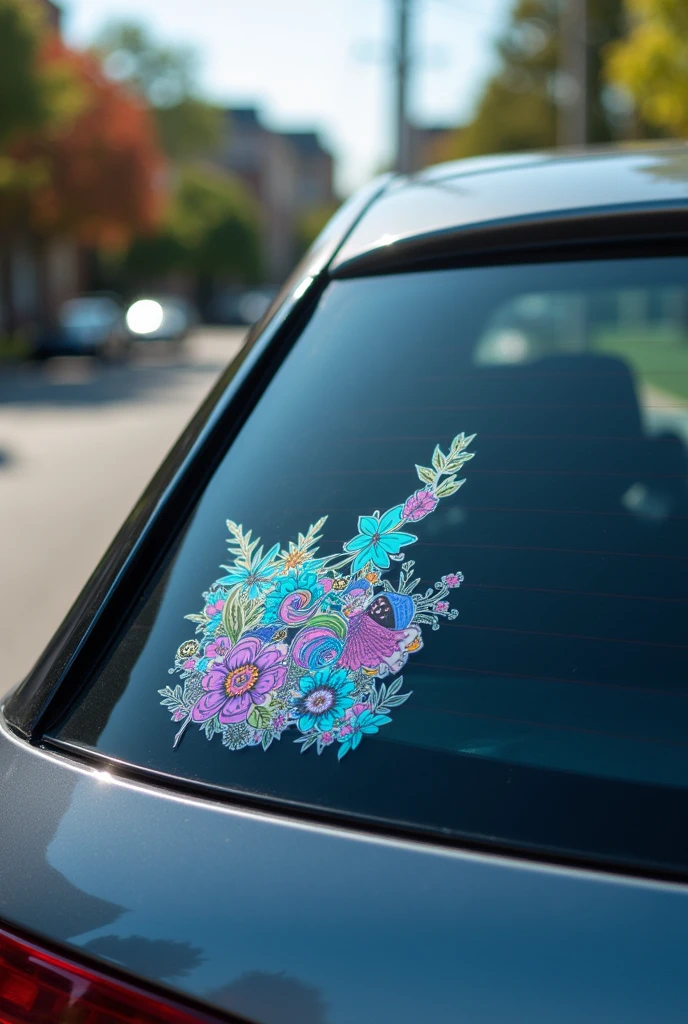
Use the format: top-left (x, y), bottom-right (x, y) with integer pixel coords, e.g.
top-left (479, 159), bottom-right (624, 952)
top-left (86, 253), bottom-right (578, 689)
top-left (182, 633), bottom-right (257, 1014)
top-left (172, 709), bottom-right (187, 722)
top-left (320, 731), bottom-right (335, 745)
top-left (339, 724), bottom-right (353, 737)
top-left (352, 702), bottom-right (370, 716)
top-left (402, 487), bottom-right (438, 522)
top-left (204, 636), bottom-right (232, 660)
top-left (441, 573), bottom-right (464, 588)
top-left (434, 601), bottom-right (450, 614)
top-left (183, 659), bottom-right (196, 670)
top-left (204, 595), bottom-right (226, 619)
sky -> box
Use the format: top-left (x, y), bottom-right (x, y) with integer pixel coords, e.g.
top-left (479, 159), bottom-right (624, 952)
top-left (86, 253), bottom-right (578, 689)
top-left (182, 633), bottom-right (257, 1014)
top-left (62, 0), bottom-right (512, 195)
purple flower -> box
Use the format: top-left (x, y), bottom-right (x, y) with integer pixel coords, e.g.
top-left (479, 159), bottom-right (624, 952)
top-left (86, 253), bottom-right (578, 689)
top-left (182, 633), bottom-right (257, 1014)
top-left (192, 636), bottom-right (287, 726)
top-left (441, 572), bottom-right (464, 588)
top-left (402, 487), bottom-right (438, 522)
top-left (434, 600), bottom-right (450, 614)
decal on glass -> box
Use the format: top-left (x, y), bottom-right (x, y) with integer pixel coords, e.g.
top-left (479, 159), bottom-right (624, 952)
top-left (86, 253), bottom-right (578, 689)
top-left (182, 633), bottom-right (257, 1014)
top-left (160, 432), bottom-right (475, 759)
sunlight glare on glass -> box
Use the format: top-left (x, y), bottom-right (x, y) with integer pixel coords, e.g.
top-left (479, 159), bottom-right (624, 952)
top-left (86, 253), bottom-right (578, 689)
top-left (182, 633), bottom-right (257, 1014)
top-left (126, 299), bottom-right (164, 335)
top-left (292, 276), bottom-right (313, 301)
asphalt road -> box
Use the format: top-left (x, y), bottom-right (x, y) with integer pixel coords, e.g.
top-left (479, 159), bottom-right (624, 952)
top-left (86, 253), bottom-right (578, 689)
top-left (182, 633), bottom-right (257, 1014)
top-left (0, 327), bottom-right (246, 694)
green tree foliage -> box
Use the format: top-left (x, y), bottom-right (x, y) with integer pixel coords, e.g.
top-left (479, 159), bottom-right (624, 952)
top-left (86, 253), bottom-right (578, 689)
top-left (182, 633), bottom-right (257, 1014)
top-left (441, 0), bottom-right (627, 160)
top-left (0, 0), bottom-right (84, 153)
top-left (605, 0), bottom-right (688, 136)
top-left (95, 21), bottom-right (222, 160)
top-left (0, 0), bottom-right (50, 147)
top-left (125, 165), bottom-right (261, 284)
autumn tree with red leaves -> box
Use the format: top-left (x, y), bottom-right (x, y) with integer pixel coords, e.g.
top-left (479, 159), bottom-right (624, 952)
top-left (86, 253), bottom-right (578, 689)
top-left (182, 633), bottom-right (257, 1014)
top-left (15, 38), bottom-right (165, 249)
top-left (0, 0), bottom-right (166, 334)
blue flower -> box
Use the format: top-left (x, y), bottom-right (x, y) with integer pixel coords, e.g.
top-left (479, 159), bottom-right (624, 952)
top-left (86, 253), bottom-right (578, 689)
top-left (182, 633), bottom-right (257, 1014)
top-left (337, 709), bottom-right (392, 760)
top-left (343, 505), bottom-right (417, 574)
top-left (218, 543), bottom-right (280, 600)
top-left (291, 666), bottom-right (355, 733)
top-left (263, 564), bottom-right (322, 623)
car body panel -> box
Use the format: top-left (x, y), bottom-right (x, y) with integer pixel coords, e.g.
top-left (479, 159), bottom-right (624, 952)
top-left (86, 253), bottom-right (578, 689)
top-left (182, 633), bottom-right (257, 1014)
top-left (1, 718), bottom-right (687, 1024)
top-left (330, 148), bottom-right (688, 274)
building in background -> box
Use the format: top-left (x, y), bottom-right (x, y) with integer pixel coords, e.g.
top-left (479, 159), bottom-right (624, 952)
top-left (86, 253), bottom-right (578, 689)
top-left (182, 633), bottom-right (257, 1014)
top-left (409, 123), bottom-right (458, 172)
top-left (214, 107), bottom-right (336, 282)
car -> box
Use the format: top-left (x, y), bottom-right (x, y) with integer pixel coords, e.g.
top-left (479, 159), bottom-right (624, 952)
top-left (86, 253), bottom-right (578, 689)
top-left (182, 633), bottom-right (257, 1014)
top-left (125, 295), bottom-right (197, 344)
top-left (34, 293), bottom-right (129, 360)
top-left (4, 146), bottom-right (688, 1024)
top-left (208, 287), bottom-right (279, 326)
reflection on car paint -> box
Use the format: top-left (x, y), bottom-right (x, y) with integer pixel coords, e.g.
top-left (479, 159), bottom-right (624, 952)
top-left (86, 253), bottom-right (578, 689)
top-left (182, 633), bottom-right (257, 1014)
top-left (160, 432), bottom-right (475, 758)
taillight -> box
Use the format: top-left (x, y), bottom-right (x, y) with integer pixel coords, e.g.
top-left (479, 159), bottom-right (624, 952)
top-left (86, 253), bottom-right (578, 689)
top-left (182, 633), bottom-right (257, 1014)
top-left (0, 925), bottom-right (225, 1024)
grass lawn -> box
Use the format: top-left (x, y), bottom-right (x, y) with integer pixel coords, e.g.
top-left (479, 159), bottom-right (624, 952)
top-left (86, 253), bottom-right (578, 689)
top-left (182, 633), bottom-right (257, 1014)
top-left (594, 326), bottom-right (688, 403)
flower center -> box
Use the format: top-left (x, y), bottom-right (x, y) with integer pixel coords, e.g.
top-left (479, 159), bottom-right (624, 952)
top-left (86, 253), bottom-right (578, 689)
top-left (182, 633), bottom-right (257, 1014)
top-left (224, 663), bottom-right (259, 696)
top-left (284, 551), bottom-right (306, 570)
top-left (305, 687), bottom-right (335, 714)
top-left (372, 532), bottom-right (381, 544)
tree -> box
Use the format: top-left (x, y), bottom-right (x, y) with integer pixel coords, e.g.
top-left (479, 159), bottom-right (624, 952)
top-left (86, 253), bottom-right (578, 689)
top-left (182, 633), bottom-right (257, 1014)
top-left (12, 39), bottom-right (164, 248)
top-left (94, 22), bottom-right (222, 161)
top-left (438, 0), bottom-right (628, 161)
top-left (0, 0), bottom-right (60, 147)
top-left (604, 0), bottom-right (688, 136)
top-left (124, 165), bottom-right (262, 287)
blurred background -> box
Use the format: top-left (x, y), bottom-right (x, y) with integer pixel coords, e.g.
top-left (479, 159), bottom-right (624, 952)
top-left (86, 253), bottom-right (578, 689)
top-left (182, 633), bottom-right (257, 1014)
top-left (0, 0), bottom-right (684, 687)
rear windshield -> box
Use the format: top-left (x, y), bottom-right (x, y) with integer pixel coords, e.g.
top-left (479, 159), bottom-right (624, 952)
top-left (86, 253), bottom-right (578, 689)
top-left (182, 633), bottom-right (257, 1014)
top-left (50, 257), bottom-right (688, 872)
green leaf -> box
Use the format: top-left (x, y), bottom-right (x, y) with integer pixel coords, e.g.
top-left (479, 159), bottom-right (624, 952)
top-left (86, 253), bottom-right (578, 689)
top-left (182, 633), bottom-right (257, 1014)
top-left (435, 476), bottom-right (465, 498)
top-left (221, 588), bottom-right (263, 644)
top-left (432, 445), bottom-right (446, 472)
top-left (415, 464), bottom-right (435, 486)
top-left (247, 703), bottom-right (273, 730)
top-left (451, 432), bottom-right (476, 453)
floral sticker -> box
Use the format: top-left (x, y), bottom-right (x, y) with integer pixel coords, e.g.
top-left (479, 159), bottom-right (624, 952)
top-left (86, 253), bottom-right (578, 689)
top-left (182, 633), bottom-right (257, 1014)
top-left (160, 432), bottom-right (475, 759)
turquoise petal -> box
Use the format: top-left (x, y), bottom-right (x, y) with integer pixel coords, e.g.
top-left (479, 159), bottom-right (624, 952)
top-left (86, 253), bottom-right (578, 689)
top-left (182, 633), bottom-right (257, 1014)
top-left (352, 548), bottom-right (373, 573)
top-left (317, 712), bottom-right (335, 731)
top-left (378, 505), bottom-right (404, 533)
top-left (380, 531), bottom-right (417, 552)
top-left (358, 515), bottom-right (379, 536)
top-left (344, 534), bottom-right (372, 553)
top-left (370, 542), bottom-right (391, 569)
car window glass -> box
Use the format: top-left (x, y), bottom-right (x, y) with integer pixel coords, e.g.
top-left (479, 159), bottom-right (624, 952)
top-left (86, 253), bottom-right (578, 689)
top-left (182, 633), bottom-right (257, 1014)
top-left (49, 257), bottom-right (688, 872)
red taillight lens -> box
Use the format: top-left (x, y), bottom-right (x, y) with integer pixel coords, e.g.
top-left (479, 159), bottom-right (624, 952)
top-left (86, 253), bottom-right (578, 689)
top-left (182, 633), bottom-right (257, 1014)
top-left (0, 926), bottom-right (221, 1024)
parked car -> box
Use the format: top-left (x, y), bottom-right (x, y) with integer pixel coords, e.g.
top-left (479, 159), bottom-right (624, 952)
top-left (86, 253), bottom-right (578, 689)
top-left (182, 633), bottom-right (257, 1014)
top-left (34, 293), bottom-right (128, 360)
top-left (4, 147), bottom-right (688, 1024)
top-left (125, 296), bottom-right (197, 344)
top-left (208, 287), bottom-right (279, 326)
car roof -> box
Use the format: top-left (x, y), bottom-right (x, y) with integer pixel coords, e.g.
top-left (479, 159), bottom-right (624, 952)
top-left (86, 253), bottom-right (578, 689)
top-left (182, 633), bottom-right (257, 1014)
top-left (330, 145), bottom-right (688, 276)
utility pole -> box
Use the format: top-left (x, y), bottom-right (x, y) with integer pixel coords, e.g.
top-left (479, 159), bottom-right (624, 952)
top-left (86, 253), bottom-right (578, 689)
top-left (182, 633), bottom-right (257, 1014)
top-left (394, 0), bottom-right (413, 173)
top-left (557, 0), bottom-right (587, 147)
